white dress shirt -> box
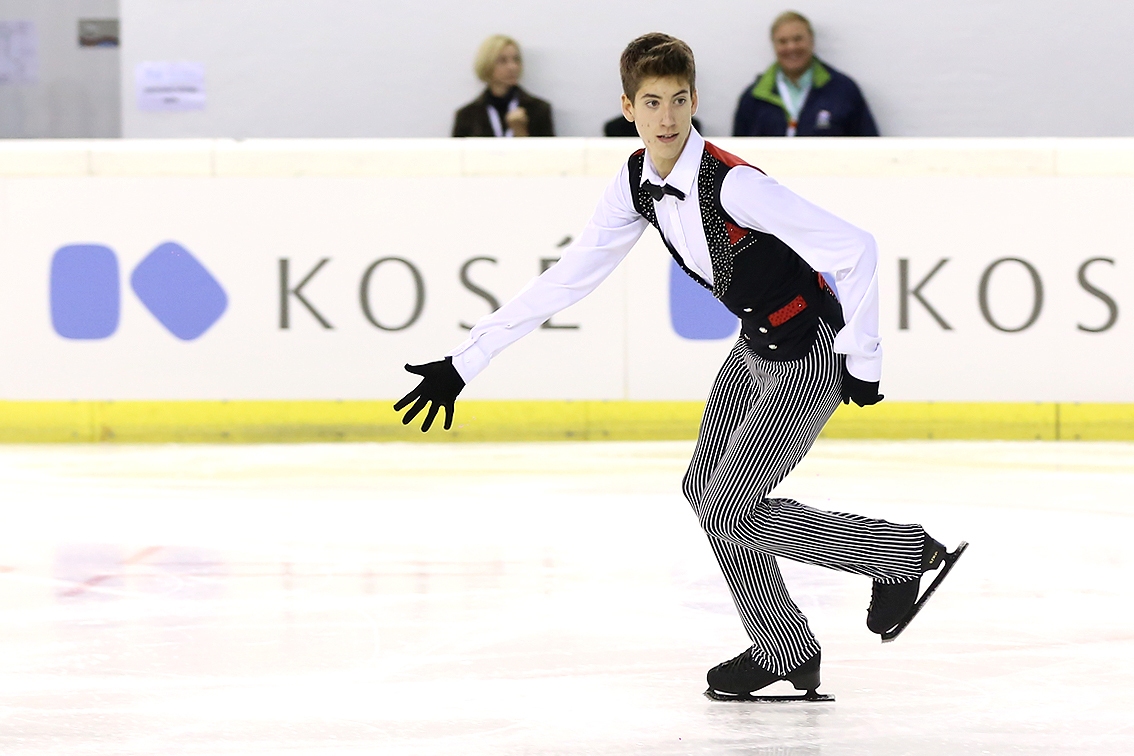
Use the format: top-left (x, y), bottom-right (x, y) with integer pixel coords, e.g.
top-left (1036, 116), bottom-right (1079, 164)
top-left (448, 128), bottom-right (882, 384)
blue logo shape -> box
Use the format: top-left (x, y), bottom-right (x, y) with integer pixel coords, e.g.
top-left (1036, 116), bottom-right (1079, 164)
top-left (668, 259), bottom-right (737, 340)
top-left (50, 245), bottom-right (120, 339)
top-left (130, 242), bottom-right (228, 340)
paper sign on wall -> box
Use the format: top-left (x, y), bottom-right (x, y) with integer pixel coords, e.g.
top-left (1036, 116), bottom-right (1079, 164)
top-left (79, 19), bottom-right (119, 48)
top-left (0, 21), bottom-right (37, 84)
top-left (135, 61), bottom-right (206, 111)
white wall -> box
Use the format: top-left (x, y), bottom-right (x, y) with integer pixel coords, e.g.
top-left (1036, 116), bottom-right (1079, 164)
top-left (1, 137), bottom-right (1132, 403)
top-left (0, 0), bottom-right (119, 138)
top-left (119, 0), bottom-right (1134, 139)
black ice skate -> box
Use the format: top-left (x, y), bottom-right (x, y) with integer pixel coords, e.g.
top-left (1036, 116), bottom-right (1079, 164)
top-left (867, 536), bottom-right (968, 642)
top-left (704, 649), bottom-right (833, 703)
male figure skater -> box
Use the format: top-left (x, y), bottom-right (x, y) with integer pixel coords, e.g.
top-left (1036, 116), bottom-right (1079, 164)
top-left (396, 33), bottom-right (964, 700)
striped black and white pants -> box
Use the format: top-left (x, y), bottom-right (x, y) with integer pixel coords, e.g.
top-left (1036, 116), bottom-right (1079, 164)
top-left (683, 319), bottom-right (925, 675)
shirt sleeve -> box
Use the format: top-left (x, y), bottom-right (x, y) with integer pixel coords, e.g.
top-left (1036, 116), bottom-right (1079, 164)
top-left (720, 166), bottom-right (882, 382)
top-left (447, 163), bottom-right (648, 383)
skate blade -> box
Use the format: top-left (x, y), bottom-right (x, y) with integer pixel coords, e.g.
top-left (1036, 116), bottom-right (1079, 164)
top-left (881, 541), bottom-right (969, 643)
top-left (704, 688), bottom-right (834, 703)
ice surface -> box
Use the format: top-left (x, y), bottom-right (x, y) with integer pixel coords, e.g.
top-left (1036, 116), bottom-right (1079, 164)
top-left (0, 440), bottom-right (1131, 755)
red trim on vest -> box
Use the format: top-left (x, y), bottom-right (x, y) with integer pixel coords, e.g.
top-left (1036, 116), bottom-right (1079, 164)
top-left (707, 141), bottom-right (760, 246)
top-left (768, 295), bottom-right (808, 326)
top-left (703, 140), bottom-right (766, 175)
top-left (725, 221), bottom-right (749, 246)
top-left (632, 148), bottom-right (645, 157)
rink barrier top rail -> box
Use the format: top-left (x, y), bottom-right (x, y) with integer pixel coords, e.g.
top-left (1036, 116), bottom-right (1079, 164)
top-left (2, 137), bottom-right (1134, 178)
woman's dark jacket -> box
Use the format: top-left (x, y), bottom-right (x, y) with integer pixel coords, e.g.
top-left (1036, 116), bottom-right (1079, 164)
top-left (452, 87), bottom-right (555, 137)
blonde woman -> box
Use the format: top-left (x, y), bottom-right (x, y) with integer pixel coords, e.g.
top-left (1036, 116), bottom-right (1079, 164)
top-left (452, 35), bottom-right (555, 137)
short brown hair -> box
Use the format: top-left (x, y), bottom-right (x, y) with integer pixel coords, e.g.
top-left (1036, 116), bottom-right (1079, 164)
top-left (474, 35), bottom-right (521, 84)
top-left (770, 11), bottom-right (813, 39)
top-left (619, 33), bottom-right (696, 100)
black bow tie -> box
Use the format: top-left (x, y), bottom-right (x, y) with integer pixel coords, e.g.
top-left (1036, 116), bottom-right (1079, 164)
top-left (643, 181), bottom-right (686, 202)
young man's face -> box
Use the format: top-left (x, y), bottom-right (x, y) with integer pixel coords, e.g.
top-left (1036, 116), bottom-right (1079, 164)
top-left (621, 76), bottom-right (697, 175)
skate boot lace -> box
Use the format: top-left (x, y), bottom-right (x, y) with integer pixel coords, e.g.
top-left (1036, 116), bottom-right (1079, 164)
top-left (720, 649), bottom-right (757, 673)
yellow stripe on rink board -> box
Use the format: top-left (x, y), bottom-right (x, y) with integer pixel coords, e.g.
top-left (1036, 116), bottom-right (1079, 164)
top-left (0, 400), bottom-right (707, 443)
top-left (0, 400), bottom-right (1133, 443)
top-left (1058, 403), bottom-right (1134, 441)
top-left (822, 402), bottom-right (1060, 440)
top-left (825, 402), bottom-right (1134, 440)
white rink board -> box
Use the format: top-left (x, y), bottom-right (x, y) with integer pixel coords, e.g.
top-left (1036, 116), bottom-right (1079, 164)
top-left (0, 138), bottom-right (1131, 402)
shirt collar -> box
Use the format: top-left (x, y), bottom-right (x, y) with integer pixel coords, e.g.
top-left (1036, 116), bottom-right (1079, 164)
top-left (776, 66), bottom-right (813, 97)
top-left (640, 126), bottom-right (704, 198)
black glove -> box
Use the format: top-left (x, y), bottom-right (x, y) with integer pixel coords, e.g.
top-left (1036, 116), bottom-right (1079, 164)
top-left (841, 366), bottom-right (884, 407)
top-left (393, 357), bottom-right (465, 431)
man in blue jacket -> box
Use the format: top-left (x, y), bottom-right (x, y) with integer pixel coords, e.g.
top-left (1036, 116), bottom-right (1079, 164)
top-left (733, 11), bottom-right (878, 137)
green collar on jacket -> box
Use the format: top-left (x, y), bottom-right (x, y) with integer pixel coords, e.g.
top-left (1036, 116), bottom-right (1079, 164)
top-left (750, 59), bottom-right (832, 110)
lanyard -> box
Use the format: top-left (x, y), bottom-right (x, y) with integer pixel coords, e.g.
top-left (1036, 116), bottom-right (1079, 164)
top-left (486, 94), bottom-right (520, 138)
top-left (775, 70), bottom-right (811, 137)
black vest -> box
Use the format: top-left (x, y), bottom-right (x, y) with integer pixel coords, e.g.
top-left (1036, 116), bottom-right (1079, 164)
top-left (628, 143), bottom-right (843, 360)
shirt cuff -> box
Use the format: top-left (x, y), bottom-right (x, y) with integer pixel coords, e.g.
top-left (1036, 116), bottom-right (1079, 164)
top-left (844, 353), bottom-right (881, 383)
top-left (447, 342), bottom-right (491, 384)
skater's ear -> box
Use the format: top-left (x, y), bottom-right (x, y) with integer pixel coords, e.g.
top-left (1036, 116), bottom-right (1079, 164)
top-left (621, 93), bottom-right (635, 123)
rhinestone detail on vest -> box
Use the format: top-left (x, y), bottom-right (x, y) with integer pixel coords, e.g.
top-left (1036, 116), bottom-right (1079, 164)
top-left (630, 148), bottom-right (759, 299)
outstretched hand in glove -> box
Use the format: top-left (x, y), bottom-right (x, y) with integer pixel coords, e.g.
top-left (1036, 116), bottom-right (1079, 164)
top-left (841, 365), bottom-right (884, 408)
top-left (393, 357), bottom-right (466, 431)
